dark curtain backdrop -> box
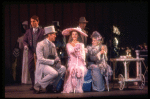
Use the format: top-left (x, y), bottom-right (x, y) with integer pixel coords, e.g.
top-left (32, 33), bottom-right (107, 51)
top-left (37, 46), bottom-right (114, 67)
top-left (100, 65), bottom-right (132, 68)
top-left (4, 2), bottom-right (148, 84)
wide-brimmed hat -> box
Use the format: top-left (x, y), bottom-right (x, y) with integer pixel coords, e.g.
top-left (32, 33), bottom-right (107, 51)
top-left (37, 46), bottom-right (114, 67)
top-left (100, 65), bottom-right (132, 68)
top-left (91, 31), bottom-right (103, 40)
top-left (44, 25), bottom-right (57, 35)
top-left (62, 27), bottom-right (88, 37)
top-left (79, 17), bottom-right (88, 23)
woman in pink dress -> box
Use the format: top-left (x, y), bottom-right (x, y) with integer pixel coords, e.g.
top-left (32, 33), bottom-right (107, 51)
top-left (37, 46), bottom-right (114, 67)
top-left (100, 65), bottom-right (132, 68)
top-left (61, 28), bottom-right (88, 93)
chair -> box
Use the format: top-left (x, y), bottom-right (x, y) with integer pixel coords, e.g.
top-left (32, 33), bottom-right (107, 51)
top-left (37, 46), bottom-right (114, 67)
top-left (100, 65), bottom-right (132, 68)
top-left (83, 69), bottom-right (92, 92)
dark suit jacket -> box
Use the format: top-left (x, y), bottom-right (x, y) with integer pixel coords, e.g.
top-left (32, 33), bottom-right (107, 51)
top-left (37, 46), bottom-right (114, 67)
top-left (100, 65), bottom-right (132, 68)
top-left (23, 27), bottom-right (44, 67)
top-left (77, 26), bottom-right (88, 47)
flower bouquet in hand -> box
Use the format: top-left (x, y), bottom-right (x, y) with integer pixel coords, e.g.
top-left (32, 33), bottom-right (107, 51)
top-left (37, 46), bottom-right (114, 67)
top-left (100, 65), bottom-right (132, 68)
top-left (74, 43), bottom-right (82, 57)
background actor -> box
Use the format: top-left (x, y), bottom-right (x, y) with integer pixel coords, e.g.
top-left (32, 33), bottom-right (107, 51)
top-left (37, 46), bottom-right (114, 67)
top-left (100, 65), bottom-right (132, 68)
top-left (23, 15), bottom-right (44, 90)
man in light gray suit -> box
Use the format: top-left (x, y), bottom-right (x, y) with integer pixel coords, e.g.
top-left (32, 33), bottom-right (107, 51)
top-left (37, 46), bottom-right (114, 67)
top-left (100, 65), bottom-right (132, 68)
top-left (34, 25), bottom-right (66, 93)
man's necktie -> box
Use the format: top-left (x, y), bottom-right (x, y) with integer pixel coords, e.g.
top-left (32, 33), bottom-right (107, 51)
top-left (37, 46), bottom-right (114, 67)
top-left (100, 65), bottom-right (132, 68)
top-left (33, 29), bottom-right (38, 52)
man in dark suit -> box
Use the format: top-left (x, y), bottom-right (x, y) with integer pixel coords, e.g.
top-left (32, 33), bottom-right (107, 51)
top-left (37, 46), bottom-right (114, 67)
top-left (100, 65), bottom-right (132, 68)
top-left (23, 15), bottom-right (44, 90)
top-left (77, 17), bottom-right (89, 47)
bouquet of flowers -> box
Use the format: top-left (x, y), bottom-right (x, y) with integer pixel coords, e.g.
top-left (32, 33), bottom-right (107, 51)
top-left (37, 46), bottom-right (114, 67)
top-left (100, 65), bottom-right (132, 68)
top-left (74, 43), bottom-right (82, 57)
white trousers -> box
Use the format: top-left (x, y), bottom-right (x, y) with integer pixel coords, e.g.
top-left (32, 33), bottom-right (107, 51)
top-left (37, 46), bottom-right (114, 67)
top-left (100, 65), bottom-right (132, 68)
top-left (38, 65), bottom-right (66, 88)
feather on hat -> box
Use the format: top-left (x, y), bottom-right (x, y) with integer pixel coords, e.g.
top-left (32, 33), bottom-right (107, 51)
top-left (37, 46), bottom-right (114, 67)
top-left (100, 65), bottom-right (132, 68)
top-left (91, 31), bottom-right (103, 40)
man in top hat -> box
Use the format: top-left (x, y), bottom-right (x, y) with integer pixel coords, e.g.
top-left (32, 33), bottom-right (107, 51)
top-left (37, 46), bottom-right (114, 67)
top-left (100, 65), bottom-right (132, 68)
top-left (23, 15), bottom-right (44, 90)
top-left (77, 17), bottom-right (88, 47)
top-left (34, 25), bottom-right (66, 93)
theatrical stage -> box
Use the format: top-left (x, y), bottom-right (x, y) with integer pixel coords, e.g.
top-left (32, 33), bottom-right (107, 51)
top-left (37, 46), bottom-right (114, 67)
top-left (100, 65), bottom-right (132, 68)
top-left (5, 83), bottom-right (148, 98)
top-left (4, 2), bottom-right (148, 98)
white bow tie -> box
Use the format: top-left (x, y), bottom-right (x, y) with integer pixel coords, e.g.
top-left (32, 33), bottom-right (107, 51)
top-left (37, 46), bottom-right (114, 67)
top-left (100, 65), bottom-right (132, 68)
top-left (33, 28), bottom-right (38, 33)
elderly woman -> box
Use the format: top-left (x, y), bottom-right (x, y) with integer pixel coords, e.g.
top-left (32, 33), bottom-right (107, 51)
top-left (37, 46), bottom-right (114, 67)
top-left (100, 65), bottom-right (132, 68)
top-left (86, 31), bottom-right (112, 91)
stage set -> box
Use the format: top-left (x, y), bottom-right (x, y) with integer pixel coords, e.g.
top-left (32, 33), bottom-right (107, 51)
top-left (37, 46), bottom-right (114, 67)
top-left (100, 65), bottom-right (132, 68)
top-left (4, 2), bottom-right (148, 98)
top-left (5, 83), bottom-right (148, 98)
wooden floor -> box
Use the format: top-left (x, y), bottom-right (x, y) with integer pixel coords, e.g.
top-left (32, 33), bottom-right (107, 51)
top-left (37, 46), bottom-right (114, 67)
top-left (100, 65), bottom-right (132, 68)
top-left (5, 83), bottom-right (148, 98)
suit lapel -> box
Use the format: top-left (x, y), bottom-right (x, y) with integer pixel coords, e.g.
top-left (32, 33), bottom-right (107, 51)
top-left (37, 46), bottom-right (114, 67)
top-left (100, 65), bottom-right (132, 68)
top-left (28, 28), bottom-right (33, 46)
top-left (30, 28), bottom-right (33, 34)
top-left (42, 39), bottom-right (58, 59)
top-left (36, 28), bottom-right (40, 40)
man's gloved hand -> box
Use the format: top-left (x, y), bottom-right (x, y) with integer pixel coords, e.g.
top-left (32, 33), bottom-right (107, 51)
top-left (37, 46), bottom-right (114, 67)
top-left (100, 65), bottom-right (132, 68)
top-left (54, 57), bottom-right (61, 69)
top-left (54, 57), bottom-right (60, 64)
top-left (55, 61), bottom-right (61, 69)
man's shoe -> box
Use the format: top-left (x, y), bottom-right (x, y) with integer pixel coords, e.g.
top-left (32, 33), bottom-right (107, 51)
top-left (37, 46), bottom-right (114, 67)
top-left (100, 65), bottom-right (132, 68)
top-left (33, 90), bottom-right (40, 94)
top-left (33, 86), bottom-right (40, 94)
top-left (34, 86), bottom-right (40, 91)
top-left (52, 86), bottom-right (59, 93)
top-left (46, 85), bottom-right (53, 93)
top-left (29, 87), bottom-right (35, 90)
top-left (34, 83), bottom-right (41, 94)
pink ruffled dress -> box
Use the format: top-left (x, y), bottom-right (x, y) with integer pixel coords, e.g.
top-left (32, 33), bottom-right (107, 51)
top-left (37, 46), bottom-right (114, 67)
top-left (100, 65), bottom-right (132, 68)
top-left (62, 43), bottom-right (87, 93)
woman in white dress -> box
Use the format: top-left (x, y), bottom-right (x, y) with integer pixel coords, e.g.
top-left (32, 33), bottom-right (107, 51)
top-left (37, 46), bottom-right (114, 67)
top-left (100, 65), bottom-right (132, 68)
top-left (19, 21), bottom-right (31, 84)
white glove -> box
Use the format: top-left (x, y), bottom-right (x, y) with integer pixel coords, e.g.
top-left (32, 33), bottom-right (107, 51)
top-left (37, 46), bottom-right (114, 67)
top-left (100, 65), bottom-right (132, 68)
top-left (54, 57), bottom-right (60, 64)
top-left (55, 61), bottom-right (61, 69)
top-left (97, 52), bottom-right (101, 60)
top-left (24, 45), bottom-right (28, 50)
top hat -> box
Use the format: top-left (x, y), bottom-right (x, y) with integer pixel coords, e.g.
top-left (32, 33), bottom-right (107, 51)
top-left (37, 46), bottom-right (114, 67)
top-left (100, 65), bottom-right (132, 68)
top-left (62, 27), bottom-right (88, 37)
top-left (79, 17), bottom-right (88, 23)
top-left (44, 25), bottom-right (57, 35)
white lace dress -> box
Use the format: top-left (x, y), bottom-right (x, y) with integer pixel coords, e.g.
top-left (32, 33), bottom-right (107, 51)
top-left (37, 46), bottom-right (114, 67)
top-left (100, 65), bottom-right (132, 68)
top-left (62, 43), bottom-right (87, 93)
